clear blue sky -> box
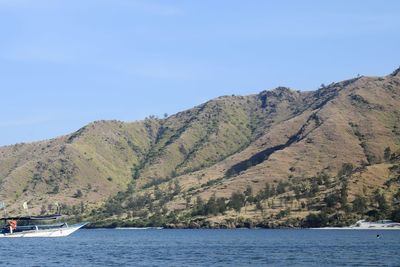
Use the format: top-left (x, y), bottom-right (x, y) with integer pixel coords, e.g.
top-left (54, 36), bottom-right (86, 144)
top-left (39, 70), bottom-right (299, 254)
top-left (0, 0), bottom-right (399, 146)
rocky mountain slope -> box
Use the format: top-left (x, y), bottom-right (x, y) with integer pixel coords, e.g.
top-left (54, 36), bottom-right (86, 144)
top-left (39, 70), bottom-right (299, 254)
top-left (1, 68), bottom-right (400, 227)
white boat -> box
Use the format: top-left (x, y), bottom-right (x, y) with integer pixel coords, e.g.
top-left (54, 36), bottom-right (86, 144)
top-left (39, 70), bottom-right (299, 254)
top-left (349, 220), bottom-right (400, 229)
top-left (0, 214), bottom-right (88, 238)
top-left (312, 219), bottom-right (400, 230)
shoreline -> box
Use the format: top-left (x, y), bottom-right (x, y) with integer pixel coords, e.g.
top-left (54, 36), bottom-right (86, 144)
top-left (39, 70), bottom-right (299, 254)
top-left (83, 225), bottom-right (400, 230)
top-left (83, 227), bottom-right (400, 230)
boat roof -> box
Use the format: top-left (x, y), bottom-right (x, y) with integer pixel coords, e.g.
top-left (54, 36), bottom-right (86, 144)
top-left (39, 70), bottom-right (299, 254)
top-left (0, 214), bottom-right (61, 221)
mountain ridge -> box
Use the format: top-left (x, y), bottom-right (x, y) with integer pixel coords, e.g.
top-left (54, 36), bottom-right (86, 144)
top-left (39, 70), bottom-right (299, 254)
top-left (1, 70), bottom-right (400, 228)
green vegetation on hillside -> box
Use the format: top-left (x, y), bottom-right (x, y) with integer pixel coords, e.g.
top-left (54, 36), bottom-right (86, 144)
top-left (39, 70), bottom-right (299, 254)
top-left (0, 70), bottom-right (400, 228)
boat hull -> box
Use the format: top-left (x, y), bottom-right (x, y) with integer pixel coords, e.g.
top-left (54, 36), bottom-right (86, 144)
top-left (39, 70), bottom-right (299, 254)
top-left (0, 223), bottom-right (88, 238)
top-left (312, 220), bottom-right (400, 230)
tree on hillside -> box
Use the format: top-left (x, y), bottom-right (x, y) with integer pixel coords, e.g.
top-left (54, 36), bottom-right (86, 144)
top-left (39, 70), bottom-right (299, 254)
top-left (191, 196), bottom-right (205, 216)
top-left (309, 178), bottom-right (320, 197)
top-left (256, 201), bottom-right (264, 214)
top-left (40, 205), bottom-right (47, 215)
top-left (262, 183), bottom-right (271, 199)
top-left (338, 163), bottom-right (354, 178)
top-left (352, 195), bottom-right (367, 214)
top-left (173, 180), bottom-right (181, 195)
top-left (244, 185), bottom-right (253, 198)
top-left (191, 194), bottom-right (227, 216)
top-left (52, 185), bottom-right (60, 194)
top-left (216, 197), bottom-right (227, 214)
top-left (303, 212), bottom-right (329, 228)
top-left (205, 194), bottom-right (218, 215)
top-left (293, 185), bottom-right (303, 200)
top-left (154, 185), bottom-right (163, 200)
top-left (324, 193), bottom-right (340, 208)
top-left (340, 184), bottom-right (348, 208)
top-left (270, 184), bottom-right (276, 197)
top-left (384, 147), bottom-right (391, 162)
top-left (276, 208), bottom-right (290, 219)
top-left (244, 185), bottom-right (254, 204)
top-left (372, 190), bottom-right (390, 215)
top-left (264, 182), bottom-right (271, 195)
top-left (168, 181), bottom-right (173, 192)
top-left (318, 172), bottom-right (331, 187)
top-left (74, 189), bottom-right (83, 198)
top-left (391, 207), bottom-right (400, 222)
top-left (185, 196), bottom-right (191, 209)
top-left (229, 191), bottom-right (245, 213)
top-left (276, 181), bottom-right (287, 195)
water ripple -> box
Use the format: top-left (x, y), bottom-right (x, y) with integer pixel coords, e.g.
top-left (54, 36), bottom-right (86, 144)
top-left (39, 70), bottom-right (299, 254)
top-left (0, 229), bottom-right (399, 266)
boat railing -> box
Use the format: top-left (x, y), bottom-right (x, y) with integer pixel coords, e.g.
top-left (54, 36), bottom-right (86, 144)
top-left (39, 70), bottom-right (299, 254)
top-left (7, 223), bottom-right (67, 232)
top-left (35, 223), bottom-right (67, 230)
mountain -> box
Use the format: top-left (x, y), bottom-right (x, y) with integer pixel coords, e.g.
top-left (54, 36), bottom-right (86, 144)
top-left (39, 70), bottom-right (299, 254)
top-left (1, 68), bottom-right (400, 228)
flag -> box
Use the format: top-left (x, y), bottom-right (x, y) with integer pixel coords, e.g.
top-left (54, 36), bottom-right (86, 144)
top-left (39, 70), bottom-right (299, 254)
top-left (23, 202), bottom-right (28, 210)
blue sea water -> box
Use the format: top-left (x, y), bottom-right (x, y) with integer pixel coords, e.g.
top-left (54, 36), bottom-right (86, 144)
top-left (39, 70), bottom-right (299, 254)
top-left (1, 229), bottom-right (399, 266)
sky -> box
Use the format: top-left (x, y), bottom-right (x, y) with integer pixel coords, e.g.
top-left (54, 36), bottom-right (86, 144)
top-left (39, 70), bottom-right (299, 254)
top-left (0, 0), bottom-right (399, 146)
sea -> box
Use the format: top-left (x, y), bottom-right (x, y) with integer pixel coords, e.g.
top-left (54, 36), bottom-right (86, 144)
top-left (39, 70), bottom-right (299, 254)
top-left (1, 229), bottom-right (399, 266)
